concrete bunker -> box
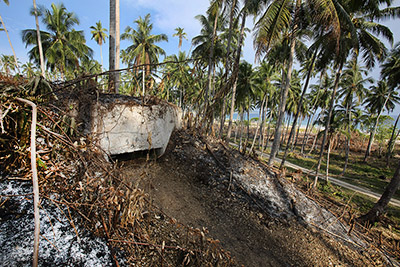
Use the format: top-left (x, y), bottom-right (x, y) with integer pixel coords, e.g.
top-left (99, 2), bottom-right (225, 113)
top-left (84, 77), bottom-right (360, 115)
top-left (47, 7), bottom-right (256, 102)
top-left (90, 95), bottom-right (182, 157)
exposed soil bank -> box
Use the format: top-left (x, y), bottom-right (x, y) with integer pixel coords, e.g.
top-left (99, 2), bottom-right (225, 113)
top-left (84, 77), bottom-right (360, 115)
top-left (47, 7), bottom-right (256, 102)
top-left (120, 130), bottom-right (385, 267)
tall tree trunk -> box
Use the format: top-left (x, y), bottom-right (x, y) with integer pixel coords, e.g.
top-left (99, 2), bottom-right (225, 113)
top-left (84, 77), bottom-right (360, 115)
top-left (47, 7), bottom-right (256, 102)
top-left (218, 0), bottom-right (236, 138)
top-left (203, 5), bottom-right (220, 124)
top-left (281, 114), bottom-right (290, 146)
top-left (142, 65), bottom-right (145, 96)
top-left (0, 15), bottom-right (19, 73)
top-left (109, 0), bottom-right (116, 92)
top-left (302, 69), bottom-right (326, 154)
top-left (251, 94), bottom-right (267, 153)
top-left (314, 62), bottom-right (344, 188)
top-left (280, 48), bottom-right (317, 169)
top-left (207, 62), bottom-right (218, 135)
top-left (115, 0), bottom-right (120, 93)
top-left (359, 159), bottom-right (400, 223)
top-left (33, 0), bottom-right (45, 76)
top-left (386, 114), bottom-right (400, 166)
top-left (268, 0), bottom-right (300, 166)
top-left (292, 118), bottom-right (301, 151)
top-left (226, 12), bottom-right (247, 141)
top-left (342, 102), bottom-right (351, 175)
top-left (263, 111), bottom-right (273, 153)
top-left (100, 43), bottom-right (103, 69)
top-left (219, 98), bottom-right (227, 138)
top-left (234, 120), bottom-right (238, 143)
top-left (238, 110), bottom-right (244, 152)
top-left (224, 0), bottom-right (237, 76)
top-left (308, 121), bottom-right (322, 155)
top-left (301, 111), bottom-right (314, 154)
top-left (326, 136), bottom-right (332, 182)
top-left (244, 105), bottom-right (250, 153)
top-left (364, 93), bottom-right (391, 161)
top-left (259, 96), bottom-right (267, 149)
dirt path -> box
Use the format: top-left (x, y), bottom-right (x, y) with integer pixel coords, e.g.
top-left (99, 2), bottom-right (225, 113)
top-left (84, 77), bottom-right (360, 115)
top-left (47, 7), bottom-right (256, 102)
top-left (120, 132), bottom-right (385, 266)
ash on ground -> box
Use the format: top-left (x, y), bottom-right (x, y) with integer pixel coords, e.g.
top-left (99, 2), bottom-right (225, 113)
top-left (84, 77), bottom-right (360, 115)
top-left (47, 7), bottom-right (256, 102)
top-left (0, 180), bottom-right (114, 266)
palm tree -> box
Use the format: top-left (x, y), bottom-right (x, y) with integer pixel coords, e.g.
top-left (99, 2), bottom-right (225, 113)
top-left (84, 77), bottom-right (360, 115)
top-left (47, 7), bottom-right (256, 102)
top-left (280, 47), bottom-right (318, 169)
top-left (235, 61), bottom-right (256, 152)
top-left (360, 40), bottom-right (400, 222)
top-left (121, 13), bottom-right (168, 96)
top-left (173, 27), bottom-right (188, 52)
top-left (226, 3), bottom-right (249, 141)
top-left (251, 62), bottom-right (278, 151)
top-left (22, 62), bottom-right (38, 78)
top-left (0, 0), bottom-right (19, 73)
top-left (90, 21), bottom-right (108, 69)
top-left (363, 80), bottom-right (400, 161)
top-left (109, 0), bottom-right (120, 93)
top-left (337, 59), bottom-right (372, 173)
top-left (163, 51), bottom-right (191, 107)
top-left (313, 0), bottom-right (397, 186)
top-left (32, 0), bottom-right (45, 76)
top-left (253, 0), bottom-right (341, 167)
top-left (0, 54), bottom-right (18, 75)
top-left (382, 42), bottom-right (400, 90)
top-left (192, 12), bottom-right (226, 127)
top-left (360, 159), bottom-right (400, 223)
top-left (22, 3), bottom-right (93, 79)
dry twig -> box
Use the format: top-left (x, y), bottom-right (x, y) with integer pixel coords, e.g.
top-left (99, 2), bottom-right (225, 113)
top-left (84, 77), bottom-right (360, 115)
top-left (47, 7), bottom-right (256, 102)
top-left (15, 97), bottom-right (40, 267)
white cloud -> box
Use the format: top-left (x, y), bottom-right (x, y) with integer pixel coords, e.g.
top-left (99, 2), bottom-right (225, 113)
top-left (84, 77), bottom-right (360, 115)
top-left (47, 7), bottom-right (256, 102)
top-left (124, 0), bottom-right (209, 39)
top-left (122, 0), bottom-right (257, 62)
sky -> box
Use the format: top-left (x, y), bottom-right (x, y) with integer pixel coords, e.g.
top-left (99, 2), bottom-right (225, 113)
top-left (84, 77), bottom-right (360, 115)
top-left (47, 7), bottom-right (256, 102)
top-left (1, 0), bottom-right (400, 111)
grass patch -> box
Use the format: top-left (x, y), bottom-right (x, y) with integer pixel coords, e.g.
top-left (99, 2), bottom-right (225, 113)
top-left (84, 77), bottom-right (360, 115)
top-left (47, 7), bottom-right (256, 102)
top-left (281, 148), bottom-right (400, 200)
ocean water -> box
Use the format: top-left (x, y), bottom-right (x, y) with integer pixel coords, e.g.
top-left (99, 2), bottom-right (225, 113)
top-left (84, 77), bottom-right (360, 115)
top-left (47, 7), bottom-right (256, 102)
top-left (226, 113), bottom-right (400, 128)
top-left (227, 112), bottom-right (309, 127)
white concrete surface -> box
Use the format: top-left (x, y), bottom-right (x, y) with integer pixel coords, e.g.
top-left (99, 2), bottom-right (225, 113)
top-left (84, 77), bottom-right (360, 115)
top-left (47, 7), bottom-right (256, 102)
top-left (91, 99), bottom-right (182, 156)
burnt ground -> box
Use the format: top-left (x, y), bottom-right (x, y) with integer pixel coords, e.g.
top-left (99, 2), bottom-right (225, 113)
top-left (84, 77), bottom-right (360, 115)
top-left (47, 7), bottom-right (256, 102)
top-left (119, 130), bottom-right (386, 267)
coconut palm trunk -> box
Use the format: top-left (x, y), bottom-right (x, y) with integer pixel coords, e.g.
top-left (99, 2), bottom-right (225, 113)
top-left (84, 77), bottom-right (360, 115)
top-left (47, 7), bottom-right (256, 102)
top-left (314, 62), bottom-right (344, 188)
top-left (308, 125), bottom-right (321, 154)
top-left (301, 71), bottom-right (326, 154)
top-left (238, 110), bottom-right (244, 151)
top-left (360, 158), bottom-right (400, 223)
top-left (259, 96), bottom-right (267, 149)
top-left (386, 114), bottom-right (400, 166)
top-left (0, 15), bottom-right (19, 72)
top-left (109, 0), bottom-right (120, 93)
top-left (251, 94), bottom-right (267, 154)
top-left (292, 118), bottom-right (301, 151)
top-left (100, 43), bottom-right (103, 69)
top-left (203, 4), bottom-right (220, 123)
top-left (268, 0), bottom-right (300, 166)
top-left (115, 0), bottom-right (120, 93)
top-left (33, 0), bottom-right (45, 76)
top-left (364, 93), bottom-right (391, 161)
top-left (301, 111), bottom-right (314, 154)
top-left (342, 102), bottom-right (351, 174)
top-left (226, 11), bottom-right (247, 141)
top-left (280, 49), bottom-right (317, 169)
top-left (219, 98), bottom-right (228, 138)
top-left (109, 0), bottom-right (116, 91)
top-left (326, 136), bottom-right (332, 181)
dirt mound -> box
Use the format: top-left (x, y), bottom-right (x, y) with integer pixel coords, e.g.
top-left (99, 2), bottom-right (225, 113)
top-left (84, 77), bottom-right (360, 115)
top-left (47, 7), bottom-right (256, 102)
top-left (120, 130), bottom-right (387, 267)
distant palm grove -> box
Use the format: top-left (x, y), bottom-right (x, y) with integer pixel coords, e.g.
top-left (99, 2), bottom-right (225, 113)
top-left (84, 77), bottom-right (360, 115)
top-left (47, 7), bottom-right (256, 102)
top-left (1, 0), bottom-right (400, 221)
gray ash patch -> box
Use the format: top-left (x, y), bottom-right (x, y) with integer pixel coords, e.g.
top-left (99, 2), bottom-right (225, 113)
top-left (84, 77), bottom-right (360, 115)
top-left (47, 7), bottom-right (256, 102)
top-left (0, 180), bottom-right (113, 266)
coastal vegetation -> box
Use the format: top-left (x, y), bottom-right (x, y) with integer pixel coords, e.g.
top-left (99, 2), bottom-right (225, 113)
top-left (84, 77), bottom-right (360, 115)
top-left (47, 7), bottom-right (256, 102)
top-left (1, 0), bottom-right (400, 265)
